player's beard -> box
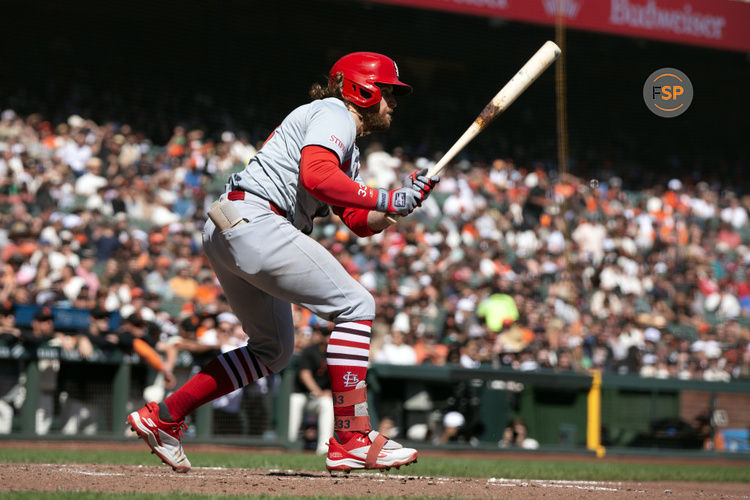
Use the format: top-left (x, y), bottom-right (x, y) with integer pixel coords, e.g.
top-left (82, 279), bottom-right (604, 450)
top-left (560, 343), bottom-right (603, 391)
top-left (360, 107), bottom-right (392, 132)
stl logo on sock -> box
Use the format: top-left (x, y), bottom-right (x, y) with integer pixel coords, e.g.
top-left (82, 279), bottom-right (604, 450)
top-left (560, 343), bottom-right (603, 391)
top-left (342, 371), bottom-right (360, 387)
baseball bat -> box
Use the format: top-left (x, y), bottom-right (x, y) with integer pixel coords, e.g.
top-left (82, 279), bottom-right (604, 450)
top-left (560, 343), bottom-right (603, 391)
top-left (386, 40), bottom-right (561, 224)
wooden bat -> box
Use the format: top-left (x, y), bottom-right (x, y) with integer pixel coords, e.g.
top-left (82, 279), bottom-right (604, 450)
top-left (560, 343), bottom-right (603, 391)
top-left (386, 40), bottom-right (561, 223)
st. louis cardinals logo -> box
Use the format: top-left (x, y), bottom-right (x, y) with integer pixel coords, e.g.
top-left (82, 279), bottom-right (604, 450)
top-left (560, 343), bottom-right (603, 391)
top-left (342, 371), bottom-right (360, 388)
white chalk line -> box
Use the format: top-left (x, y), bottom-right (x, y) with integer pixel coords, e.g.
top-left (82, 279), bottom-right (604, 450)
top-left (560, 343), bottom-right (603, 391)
top-left (22, 463), bottom-right (230, 479)
top-left (25, 464), bottom-right (126, 477)
top-left (18, 464), bottom-right (648, 493)
top-left (487, 477), bottom-right (644, 493)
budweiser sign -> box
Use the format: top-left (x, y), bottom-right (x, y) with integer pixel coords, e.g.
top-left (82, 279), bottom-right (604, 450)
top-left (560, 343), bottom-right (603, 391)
top-left (609, 0), bottom-right (726, 41)
top-left (369, 0), bottom-right (750, 52)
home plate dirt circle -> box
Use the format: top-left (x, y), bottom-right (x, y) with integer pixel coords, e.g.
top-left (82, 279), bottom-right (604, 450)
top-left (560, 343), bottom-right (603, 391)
top-left (0, 463), bottom-right (748, 499)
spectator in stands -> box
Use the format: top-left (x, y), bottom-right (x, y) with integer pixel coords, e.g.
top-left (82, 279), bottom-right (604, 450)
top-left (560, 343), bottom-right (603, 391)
top-left (19, 307), bottom-right (64, 434)
top-left (414, 331), bottom-right (448, 366)
top-left (145, 255), bottom-right (175, 299)
top-left (194, 272), bottom-right (220, 308)
top-left (167, 315), bottom-right (219, 376)
top-left (56, 129), bottom-right (93, 177)
top-left (0, 301), bottom-right (21, 434)
top-left (476, 288), bottom-right (518, 334)
top-left (0, 301), bottom-right (20, 345)
top-left (720, 195), bottom-right (748, 230)
top-left (48, 231), bottom-right (80, 273)
top-left (459, 338), bottom-right (485, 368)
top-left (498, 417), bottom-right (539, 450)
top-left (74, 157), bottom-right (108, 197)
top-left (169, 259), bottom-right (198, 301)
top-left (115, 312), bottom-right (176, 390)
top-left (288, 322), bottom-right (334, 455)
top-left (84, 306), bottom-right (117, 349)
top-left (210, 313), bottom-right (249, 435)
top-left (437, 411), bottom-right (465, 445)
top-left (0, 106), bottom-right (747, 403)
top-left (373, 328), bottom-right (417, 365)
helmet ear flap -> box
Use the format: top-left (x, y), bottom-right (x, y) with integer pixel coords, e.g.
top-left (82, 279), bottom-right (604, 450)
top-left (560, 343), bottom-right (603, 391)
top-left (344, 79), bottom-right (380, 108)
top-left (354, 84), bottom-right (373, 104)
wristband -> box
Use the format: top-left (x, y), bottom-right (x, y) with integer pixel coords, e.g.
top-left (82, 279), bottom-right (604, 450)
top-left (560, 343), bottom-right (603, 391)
top-left (375, 189), bottom-right (389, 212)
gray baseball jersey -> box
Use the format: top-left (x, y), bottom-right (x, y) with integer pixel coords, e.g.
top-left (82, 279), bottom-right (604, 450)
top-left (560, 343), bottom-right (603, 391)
top-left (228, 97), bottom-right (363, 234)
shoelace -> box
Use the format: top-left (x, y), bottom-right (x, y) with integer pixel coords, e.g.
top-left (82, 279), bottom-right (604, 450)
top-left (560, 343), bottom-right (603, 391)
top-left (171, 421), bottom-right (189, 439)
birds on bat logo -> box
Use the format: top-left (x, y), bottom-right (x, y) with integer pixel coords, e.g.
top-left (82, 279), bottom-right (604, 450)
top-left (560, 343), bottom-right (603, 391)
top-left (342, 371), bottom-right (360, 388)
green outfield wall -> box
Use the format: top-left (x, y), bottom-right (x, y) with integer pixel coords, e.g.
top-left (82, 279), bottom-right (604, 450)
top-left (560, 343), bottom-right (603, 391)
top-left (1, 346), bottom-right (748, 454)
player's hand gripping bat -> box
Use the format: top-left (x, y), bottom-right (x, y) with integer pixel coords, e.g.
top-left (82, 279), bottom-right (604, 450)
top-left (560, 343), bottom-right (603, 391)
top-left (386, 40), bottom-right (561, 224)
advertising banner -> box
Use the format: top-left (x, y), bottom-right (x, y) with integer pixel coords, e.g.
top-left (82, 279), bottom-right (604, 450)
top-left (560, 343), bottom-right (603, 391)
top-left (370, 0), bottom-right (750, 52)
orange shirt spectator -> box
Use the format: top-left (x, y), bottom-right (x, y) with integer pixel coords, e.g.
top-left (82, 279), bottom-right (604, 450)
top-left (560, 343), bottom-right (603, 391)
top-left (414, 335), bottom-right (449, 365)
top-left (169, 261), bottom-right (198, 301)
top-left (194, 275), bottom-right (220, 306)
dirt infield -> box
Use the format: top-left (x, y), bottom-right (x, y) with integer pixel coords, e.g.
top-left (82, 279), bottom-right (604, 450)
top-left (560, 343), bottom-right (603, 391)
top-left (1, 463), bottom-right (749, 499)
top-left (0, 441), bottom-right (748, 499)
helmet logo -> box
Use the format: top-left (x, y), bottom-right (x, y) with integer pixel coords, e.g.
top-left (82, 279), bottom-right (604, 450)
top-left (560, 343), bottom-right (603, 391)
top-left (394, 62), bottom-right (400, 77)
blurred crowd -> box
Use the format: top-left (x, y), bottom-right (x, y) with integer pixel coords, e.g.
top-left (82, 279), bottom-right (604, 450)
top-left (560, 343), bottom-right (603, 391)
top-left (0, 106), bottom-right (749, 404)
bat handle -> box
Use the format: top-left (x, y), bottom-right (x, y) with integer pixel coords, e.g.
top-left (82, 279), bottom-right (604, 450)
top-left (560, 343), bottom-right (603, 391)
top-left (385, 214), bottom-right (400, 224)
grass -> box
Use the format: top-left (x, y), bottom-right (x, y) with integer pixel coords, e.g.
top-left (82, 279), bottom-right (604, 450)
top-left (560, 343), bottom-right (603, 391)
top-left (0, 447), bottom-right (748, 483)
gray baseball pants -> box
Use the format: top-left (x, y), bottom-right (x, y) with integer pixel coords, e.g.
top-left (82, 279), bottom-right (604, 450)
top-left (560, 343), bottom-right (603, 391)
top-left (202, 192), bottom-right (375, 374)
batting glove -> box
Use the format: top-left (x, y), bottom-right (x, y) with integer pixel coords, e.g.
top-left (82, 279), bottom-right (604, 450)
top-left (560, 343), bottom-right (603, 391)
top-left (405, 168), bottom-right (440, 202)
top-left (375, 186), bottom-right (422, 216)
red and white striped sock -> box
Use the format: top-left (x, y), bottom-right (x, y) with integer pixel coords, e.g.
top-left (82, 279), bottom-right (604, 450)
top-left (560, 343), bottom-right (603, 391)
top-left (326, 320), bottom-right (371, 443)
top-left (164, 346), bottom-right (271, 421)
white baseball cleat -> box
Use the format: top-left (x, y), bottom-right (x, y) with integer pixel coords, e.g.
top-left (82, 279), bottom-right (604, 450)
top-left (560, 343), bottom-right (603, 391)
top-left (326, 430), bottom-right (418, 472)
top-left (127, 402), bottom-right (191, 473)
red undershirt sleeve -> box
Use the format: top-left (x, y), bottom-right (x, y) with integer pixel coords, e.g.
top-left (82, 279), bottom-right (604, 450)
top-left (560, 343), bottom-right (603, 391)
top-left (300, 145), bottom-right (381, 237)
top-left (331, 205), bottom-right (376, 237)
top-left (299, 145), bottom-right (378, 210)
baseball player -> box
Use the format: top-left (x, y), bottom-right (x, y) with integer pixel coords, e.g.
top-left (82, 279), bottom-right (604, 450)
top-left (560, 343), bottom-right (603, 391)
top-left (128, 52), bottom-right (439, 473)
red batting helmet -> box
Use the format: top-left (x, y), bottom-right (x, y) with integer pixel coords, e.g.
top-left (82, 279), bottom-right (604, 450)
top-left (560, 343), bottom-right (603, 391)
top-left (330, 52), bottom-right (412, 108)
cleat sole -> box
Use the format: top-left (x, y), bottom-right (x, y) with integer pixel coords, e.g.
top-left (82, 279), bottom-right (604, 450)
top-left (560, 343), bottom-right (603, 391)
top-left (325, 452), bottom-right (418, 473)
